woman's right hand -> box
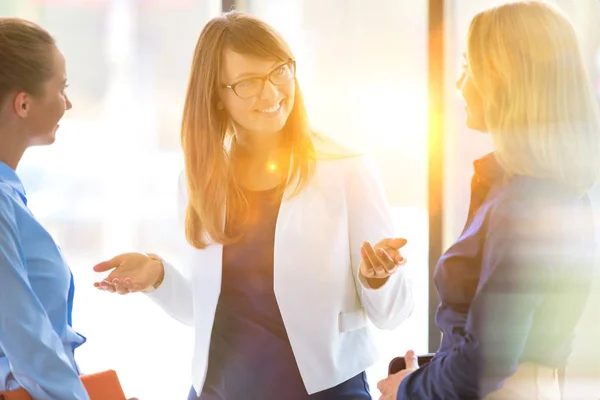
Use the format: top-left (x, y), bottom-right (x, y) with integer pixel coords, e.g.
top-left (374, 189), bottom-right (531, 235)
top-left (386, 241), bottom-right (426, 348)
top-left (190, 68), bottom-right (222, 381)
top-left (93, 252), bottom-right (164, 294)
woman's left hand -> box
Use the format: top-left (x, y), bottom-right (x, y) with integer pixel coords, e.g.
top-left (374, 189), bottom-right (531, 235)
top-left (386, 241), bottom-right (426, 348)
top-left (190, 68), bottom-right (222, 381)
top-left (359, 237), bottom-right (407, 280)
top-left (377, 350), bottom-right (419, 400)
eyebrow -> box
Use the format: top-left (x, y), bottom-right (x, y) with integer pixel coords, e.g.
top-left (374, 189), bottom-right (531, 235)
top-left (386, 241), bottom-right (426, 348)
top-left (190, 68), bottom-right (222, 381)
top-left (232, 60), bottom-right (283, 81)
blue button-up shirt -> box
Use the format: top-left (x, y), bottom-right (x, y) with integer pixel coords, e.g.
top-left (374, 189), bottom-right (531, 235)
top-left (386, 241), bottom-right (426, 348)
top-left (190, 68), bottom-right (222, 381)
top-left (0, 161), bottom-right (88, 399)
top-left (398, 153), bottom-right (596, 399)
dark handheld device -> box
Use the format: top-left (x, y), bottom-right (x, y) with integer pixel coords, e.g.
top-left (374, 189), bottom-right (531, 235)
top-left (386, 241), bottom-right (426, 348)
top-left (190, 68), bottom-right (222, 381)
top-left (388, 353), bottom-right (436, 375)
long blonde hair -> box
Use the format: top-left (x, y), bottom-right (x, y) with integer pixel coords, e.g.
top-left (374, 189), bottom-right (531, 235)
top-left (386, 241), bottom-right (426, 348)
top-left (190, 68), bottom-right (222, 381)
top-left (467, 1), bottom-right (600, 194)
top-left (181, 11), bottom-right (315, 249)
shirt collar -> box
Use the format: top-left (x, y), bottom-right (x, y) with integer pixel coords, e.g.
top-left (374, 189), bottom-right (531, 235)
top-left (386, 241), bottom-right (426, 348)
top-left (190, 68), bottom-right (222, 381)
top-left (473, 152), bottom-right (505, 185)
top-left (0, 161), bottom-right (26, 202)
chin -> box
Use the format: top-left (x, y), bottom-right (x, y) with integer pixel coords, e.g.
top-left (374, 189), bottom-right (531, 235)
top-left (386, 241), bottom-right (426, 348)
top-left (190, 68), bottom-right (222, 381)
top-left (465, 117), bottom-right (488, 133)
top-left (259, 113), bottom-right (290, 134)
top-left (30, 132), bottom-right (57, 147)
top-left (268, 118), bottom-right (288, 133)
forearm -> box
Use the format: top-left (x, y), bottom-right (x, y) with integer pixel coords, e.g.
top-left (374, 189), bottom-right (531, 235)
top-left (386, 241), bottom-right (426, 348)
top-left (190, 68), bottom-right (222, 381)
top-left (358, 267), bottom-right (414, 329)
top-left (145, 259), bottom-right (194, 326)
top-left (0, 304), bottom-right (88, 399)
top-left (397, 348), bottom-right (479, 400)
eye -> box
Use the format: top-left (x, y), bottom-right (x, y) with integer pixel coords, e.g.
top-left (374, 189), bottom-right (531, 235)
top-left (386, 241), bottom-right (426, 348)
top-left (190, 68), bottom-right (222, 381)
top-left (236, 79), bottom-right (256, 89)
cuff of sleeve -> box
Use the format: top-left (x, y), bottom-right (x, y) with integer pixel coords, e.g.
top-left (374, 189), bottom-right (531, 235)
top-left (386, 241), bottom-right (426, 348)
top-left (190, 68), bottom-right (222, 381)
top-left (357, 262), bottom-right (406, 291)
top-left (145, 259), bottom-right (177, 298)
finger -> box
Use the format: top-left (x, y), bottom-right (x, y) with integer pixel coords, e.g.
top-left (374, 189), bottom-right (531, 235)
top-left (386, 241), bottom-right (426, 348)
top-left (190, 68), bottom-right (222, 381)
top-left (360, 247), bottom-right (376, 278)
top-left (95, 280), bottom-right (113, 289)
top-left (122, 278), bottom-right (145, 293)
top-left (376, 248), bottom-right (397, 273)
top-left (122, 278), bottom-right (135, 292)
top-left (405, 350), bottom-right (419, 369)
top-left (361, 245), bottom-right (374, 269)
top-left (395, 253), bottom-right (406, 265)
top-left (384, 237), bottom-right (408, 250)
top-left (93, 254), bottom-right (126, 272)
top-left (100, 280), bottom-right (117, 293)
top-left (112, 279), bottom-right (130, 295)
top-left (363, 242), bottom-right (386, 276)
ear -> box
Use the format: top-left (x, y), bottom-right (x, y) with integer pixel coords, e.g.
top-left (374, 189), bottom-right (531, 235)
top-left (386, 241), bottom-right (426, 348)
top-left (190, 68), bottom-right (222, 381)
top-left (13, 91), bottom-right (30, 118)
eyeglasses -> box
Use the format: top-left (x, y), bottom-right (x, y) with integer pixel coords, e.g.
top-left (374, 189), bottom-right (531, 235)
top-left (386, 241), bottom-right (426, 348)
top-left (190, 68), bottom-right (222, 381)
top-left (222, 60), bottom-right (296, 99)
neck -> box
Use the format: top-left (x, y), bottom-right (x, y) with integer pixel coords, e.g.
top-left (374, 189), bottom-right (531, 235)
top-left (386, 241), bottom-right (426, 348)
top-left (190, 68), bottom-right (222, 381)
top-left (235, 129), bottom-right (283, 166)
top-left (0, 126), bottom-right (27, 170)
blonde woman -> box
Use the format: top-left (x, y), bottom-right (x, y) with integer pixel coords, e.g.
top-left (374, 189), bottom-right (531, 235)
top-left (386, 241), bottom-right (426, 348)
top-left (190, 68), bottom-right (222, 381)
top-left (0, 18), bottom-right (91, 400)
top-left (0, 18), bottom-right (138, 400)
top-left (93, 11), bottom-right (414, 400)
top-left (377, 2), bottom-right (600, 399)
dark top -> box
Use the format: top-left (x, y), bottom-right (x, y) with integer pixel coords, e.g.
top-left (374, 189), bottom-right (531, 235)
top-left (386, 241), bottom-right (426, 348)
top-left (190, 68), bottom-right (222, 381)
top-left (195, 186), bottom-right (370, 400)
top-left (398, 153), bottom-right (596, 400)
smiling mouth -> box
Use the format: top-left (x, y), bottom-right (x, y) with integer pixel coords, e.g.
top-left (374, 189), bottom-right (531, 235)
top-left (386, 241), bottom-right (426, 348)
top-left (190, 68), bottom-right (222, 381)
top-left (257, 101), bottom-right (282, 114)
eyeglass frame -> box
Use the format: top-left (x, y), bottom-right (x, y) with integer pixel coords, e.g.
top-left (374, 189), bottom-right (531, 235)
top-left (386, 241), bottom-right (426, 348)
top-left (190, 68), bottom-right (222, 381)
top-left (221, 59), bottom-right (296, 99)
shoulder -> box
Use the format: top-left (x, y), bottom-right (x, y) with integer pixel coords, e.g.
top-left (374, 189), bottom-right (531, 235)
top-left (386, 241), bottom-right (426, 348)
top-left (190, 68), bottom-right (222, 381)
top-left (313, 133), bottom-right (362, 160)
top-left (491, 176), bottom-right (591, 222)
top-left (0, 185), bottom-right (20, 239)
top-left (0, 184), bottom-right (17, 218)
top-left (487, 176), bottom-right (594, 250)
top-left (312, 134), bottom-right (378, 178)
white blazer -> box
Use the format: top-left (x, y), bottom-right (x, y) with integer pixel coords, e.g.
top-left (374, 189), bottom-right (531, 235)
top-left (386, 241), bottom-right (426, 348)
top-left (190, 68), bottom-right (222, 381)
top-left (147, 154), bottom-right (414, 395)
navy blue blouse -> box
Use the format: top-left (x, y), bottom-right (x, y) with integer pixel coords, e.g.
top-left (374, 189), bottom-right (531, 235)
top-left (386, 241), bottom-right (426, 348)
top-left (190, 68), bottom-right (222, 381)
top-left (398, 153), bottom-right (596, 399)
top-left (192, 186), bottom-right (371, 400)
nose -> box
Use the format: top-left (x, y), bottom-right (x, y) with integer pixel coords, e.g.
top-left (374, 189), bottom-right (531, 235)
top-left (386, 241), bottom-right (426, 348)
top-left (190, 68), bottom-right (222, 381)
top-left (258, 79), bottom-right (278, 101)
top-left (65, 94), bottom-right (73, 111)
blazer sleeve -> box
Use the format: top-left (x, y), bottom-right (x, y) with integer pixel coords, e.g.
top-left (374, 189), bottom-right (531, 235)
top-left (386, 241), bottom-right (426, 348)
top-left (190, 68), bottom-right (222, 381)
top-left (346, 155), bottom-right (414, 330)
top-left (145, 171), bottom-right (194, 326)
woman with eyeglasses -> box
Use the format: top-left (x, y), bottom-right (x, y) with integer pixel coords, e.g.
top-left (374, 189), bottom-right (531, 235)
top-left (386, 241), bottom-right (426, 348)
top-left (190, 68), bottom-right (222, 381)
top-left (93, 11), bottom-right (414, 400)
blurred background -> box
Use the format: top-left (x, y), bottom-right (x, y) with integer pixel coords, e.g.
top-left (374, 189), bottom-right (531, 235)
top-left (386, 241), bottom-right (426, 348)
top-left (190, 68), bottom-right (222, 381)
top-left (1, 0), bottom-right (599, 399)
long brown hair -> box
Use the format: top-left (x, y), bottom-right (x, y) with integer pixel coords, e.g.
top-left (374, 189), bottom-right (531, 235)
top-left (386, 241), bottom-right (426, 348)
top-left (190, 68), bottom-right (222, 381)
top-left (181, 11), bottom-right (315, 249)
top-left (0, 18), bottom-right (56, 106)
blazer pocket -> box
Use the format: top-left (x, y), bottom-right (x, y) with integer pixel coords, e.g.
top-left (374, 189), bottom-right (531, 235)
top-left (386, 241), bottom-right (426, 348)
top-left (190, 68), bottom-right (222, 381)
top-left (338, 310), bottom-right (368, 333)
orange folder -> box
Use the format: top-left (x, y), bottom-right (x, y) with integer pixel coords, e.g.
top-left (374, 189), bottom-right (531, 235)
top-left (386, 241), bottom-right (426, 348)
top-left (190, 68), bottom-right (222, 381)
top-left (0, 370), bottom-right (126, 400)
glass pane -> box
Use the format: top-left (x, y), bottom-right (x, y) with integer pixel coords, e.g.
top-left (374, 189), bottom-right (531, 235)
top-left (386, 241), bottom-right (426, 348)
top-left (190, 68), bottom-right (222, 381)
top-left (444, 1), bottom-right (600, 397)
top-left (246, 0), bottom-right (430, 395)
top-left (5, 1), bottom-right (220, 399)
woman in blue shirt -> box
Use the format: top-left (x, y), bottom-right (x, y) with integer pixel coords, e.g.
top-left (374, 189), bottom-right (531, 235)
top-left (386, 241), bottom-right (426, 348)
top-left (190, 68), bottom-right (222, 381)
top-left (377, 2), bottom-right (600, 399)
top-left (0, 18), bottom-right (89, 399)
